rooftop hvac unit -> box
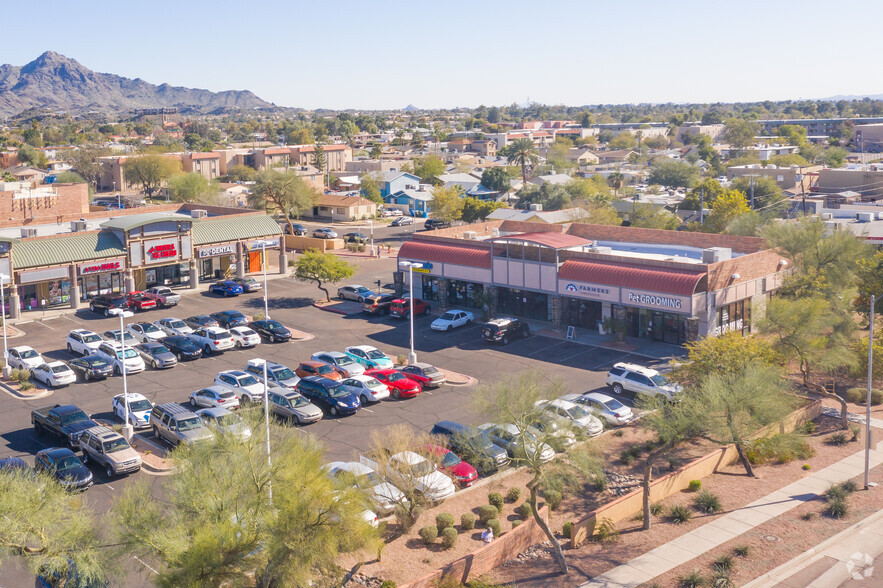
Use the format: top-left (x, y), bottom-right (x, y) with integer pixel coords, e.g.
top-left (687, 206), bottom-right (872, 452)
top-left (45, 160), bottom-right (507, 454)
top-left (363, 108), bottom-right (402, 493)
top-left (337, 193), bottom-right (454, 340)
top-left (463, 231), bottom-right (478, 240)
top-left (702, 247), bottom-right (732, 263)
top-left (20, 227), bottom-right (37, 238)
top-left (856, 212), bottom-right (875, 222)
top-left (588, 246), bottom-right (613, 254)
top-left (820, 212), bottom-right (834, 220)
top-left (491, 228), bottom-right (500, 237)
top-left (529, 203), bottom-right (543, 211)
top-left (190, 209), bottom-right (208, 219)
top-left (70, 220), bottom-right (87, 232)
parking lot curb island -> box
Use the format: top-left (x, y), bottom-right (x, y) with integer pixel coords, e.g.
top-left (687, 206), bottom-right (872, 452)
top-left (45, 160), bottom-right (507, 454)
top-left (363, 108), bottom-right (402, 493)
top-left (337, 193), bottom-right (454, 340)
top-left (0, 379), bottom-right (53, 400)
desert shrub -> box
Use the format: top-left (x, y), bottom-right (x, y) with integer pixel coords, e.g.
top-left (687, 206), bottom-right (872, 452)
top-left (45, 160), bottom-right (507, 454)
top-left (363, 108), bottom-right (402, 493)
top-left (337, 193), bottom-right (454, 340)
top-left (668, 504), bottom-right (693, 524)
top-left (747, 433), bottom-right (815, 464)
top-left (10, 368), bottom-right (30, 385)
top-left (477, 505), bottom-right (498, 524)
top-left (710, 573), bottom-right (735, 588)
top-left (511, 519), bottom-right (523, 529)
top-left (688, 480), bottom-right (702, 492)
top-left (440, 527), bottom-right (458, 549)
top-left (845, 387), bottom-right (864, 403)
top-left (395, 354), bottom-right (408, 366)
top-left (394, 504), bottom-right (422, 531)
top-left (19, 381), bottom-right (34, 391)
top-left (613, 430), bottom-right (624, 437)
top-left (711, 555), bottom-right (733, 573)
top-left (650, 502), bottom-right (664, 516)
top-left (488, 492), bottom-right (504, 511)
top-left (827, 432), bottom-right (848, 446)
top-left (460, 513), bottom-right (475, 530)
top-left (506, 487), bottom-right (521, 502)
top-left (436, 513), bottom-right (455, 531)
top-left (486, 518), bottom-right (501, 537)
top-left (800, 512), bottom-right (816, 521)
top-left (516, 502), bottom-right (532, 519)
top-left (628, 444), bottom-right (643, 458)
top-left (620, 451), bottom-right (635, 465)
top-left (840, 480), bottom-right (858, 494)
top-left (643, 440), bottom-right (657, 453)
top-left (693, 490), bottom-right (722, 514)
top-left (802, 464), bottom-right (811, 470)
top-left (677, 570), bottom-right (706, 588)
top-left (562, 521), bottom-right (572, 538)
top-left (251, 312), bottom-right (265, 321)
top-left (850, 424), bottom-right (861, 442)
top-left (380, 582), bottom-right (396, 588)
top-left (800, 421), bottom-right (816, 435)
top-left (419, 525), bottom-right (438, 544)
top-left (733, 545), bottom-right (750, 557)
top-left (595, 517), bottom-right (619, 543)
top-left (873, 389), bottom-right (883, 405)
top-left (824, 497), bottom-right (849, 518)
top-left (592, 473), bottom-right (608, 492)
top-left (544, 490), bottom-right (562, 511)
top-left (824, 484), bottom-right (847, 501)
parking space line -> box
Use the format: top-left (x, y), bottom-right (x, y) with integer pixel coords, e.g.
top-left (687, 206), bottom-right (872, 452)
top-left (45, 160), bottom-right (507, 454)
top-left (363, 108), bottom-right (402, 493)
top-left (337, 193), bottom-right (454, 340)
top-left (592, 353), bottom-right (634, 371)
top-left (361, 408), bottom-right (374, 413)
top-left (526, 339), bottom-right (567, 358)
top-left (32, 321), bottom-right (55, 330)
top-left (558, 347), bottom-right (593, 364)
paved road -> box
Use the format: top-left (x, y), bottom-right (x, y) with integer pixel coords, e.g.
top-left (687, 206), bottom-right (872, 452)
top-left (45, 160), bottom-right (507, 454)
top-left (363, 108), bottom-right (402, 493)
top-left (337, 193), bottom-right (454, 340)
top-left (0, 256), bottom-right (663, 585)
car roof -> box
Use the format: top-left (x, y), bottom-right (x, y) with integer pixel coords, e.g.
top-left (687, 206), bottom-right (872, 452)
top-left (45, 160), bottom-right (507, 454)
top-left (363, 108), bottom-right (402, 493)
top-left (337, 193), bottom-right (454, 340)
top-left (83, 425), bottom-right (120, 440)
top-left (331, 461), bottom-right (373, 475)
top-left (582, 392), bottom-right (615, 403)
top-left (114, 392), bottom-right (148, 401)
top-left (196, 406), bottom-right (233, 417)
top-left (199, 385), bottom-right (233, 394)
top-left (366, 368), bottom-right (396, 375)
top-left (140, 341), bottom-right (166, 349)
top-left (204, 326), bottom-right (228, 333)
top-left (434, 420), bottom-right (469, 433)
top-left (300, 360), bottom-right (326, 367)
top-left (612, 362), bottom-right (659, 376)
top-left (347, 375), bottom-right (375, 383)
top-left (230, 326), bottom-right (253, 333)
top-left (408, 362), bottom-right (434, 369)
top-left (42, 447), bottom-right (76, 458)
top-left (348, 345), bottom-right (377, 352)
top-left (69, 329), bottom-right (96, 335)
top-left (11, 345), bottom-right (36, 352)
top-left (219, 370), bottom-right (249, 378)
top-left (391, 451), bottom-right (425, 465)
top-left (303, 375), bottom-right (339, 386)
top-left (545, 398), bottom-right (579, 411)
top-left (102, 340), bottom-right (124, 349)
top-left (44, 361), bottom-right (67, 368)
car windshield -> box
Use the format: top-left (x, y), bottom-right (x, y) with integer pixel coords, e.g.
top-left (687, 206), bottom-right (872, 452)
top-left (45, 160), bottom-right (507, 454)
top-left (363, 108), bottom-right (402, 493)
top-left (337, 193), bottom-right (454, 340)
top-left (60, 410), bottom-right (88, 426)
top-left (387, 372), bottom-right (405, 382)
top-left (602, 398), bottom-right (626, 411)
top-left (363, 377), bottom-right (381, 388)
top-left (441, 452), bottom-right (462, 467)
top-left (54, 455), bottom-right (82, 471)
top-left (328, 385), bottom-right (349, 399)
top-left (272, 368), bottom-right (296, 380)
top-left (209, 332), bottom-right (229, 340)
top-left (336, 355), bottom-right (355, 366)
top-left (360, 471), bottom-right (382, 487)
top-left (177, 417), bottom-right (203, 431)
top-left (292, 395), bottom-right (310, 408)
top-left (50, 365), bottom-right (70, 374)
top-left (567, 405), bottom-right (590, 420)
top-left (440, 312), bottom-right (456, 321)
top-left (409, 460), bottom-right (434, 478)
top-left (20, 349), bottom-right (39, 359)
top-left (423, 366), bottom-right (441, 376)
top-left (141, 324), bottom-right (160, 333)
top-left (650, 374), bottom-right (669, 386)
top-left (238, 328), bottom-right (257, 337)
top-left (267, 321), bottom-right (285, 331)
top-left (367, 349), bottom-right (385, 359)
top-left (219, 391), bottom-right (236, 399)
top-left (519, 429), bottom-right (539, 443)
top-left (117, 349), bottom-right (138, 359)
top-left (88, 358), bottom-right (108, 368)
top-left (468, 434), bottom-right (493, 450)
top-left (129, 400), bottom-right (152, 412)
top-left (169, 320), bottom-right (187, 329)
top-left (237, 375), bottom-right (260, 387)
top-left (103, 438), bottom-right (130, 453)
top-left (152, 346), bottom-right (171, 355)
top-left (316, 364), bottom-right (334, 375)
top-left (216, 414), bottom-right (242, 427)
top-left (82, 334), bottom-right (101, 343)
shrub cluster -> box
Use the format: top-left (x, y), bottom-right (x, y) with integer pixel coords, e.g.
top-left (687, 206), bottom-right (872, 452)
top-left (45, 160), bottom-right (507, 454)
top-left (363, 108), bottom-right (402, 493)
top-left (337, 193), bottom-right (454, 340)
top-left (486, 518), bottom-right (501, 537)
top-left (440, 527), bottom-right (457, 549)
top-left (693, 490), bottom-right (722, 514)
top-left (544, 490), bottom-right (562, 511)
top-left (668, 505), bottom-right (693, 524)
top-left (435, 513), bottom-right (455, 531)
top-left (477, 505), bottom-right (498, 524)
top-left (746, 433), bottom-right (815, 464)
top-left (460, 513), bottom-right (475, 530)
top-left (506, 487), bottom-right (521, 502)
top-left (487, 492), bottom-right (504, 511)
top-left (419, 525), bottom-right (438, 544)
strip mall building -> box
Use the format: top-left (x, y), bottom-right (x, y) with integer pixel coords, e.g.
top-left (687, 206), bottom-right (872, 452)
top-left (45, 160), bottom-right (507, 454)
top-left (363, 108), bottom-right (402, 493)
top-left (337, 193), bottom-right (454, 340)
top-left (397, 220), bottom-right (790, 344)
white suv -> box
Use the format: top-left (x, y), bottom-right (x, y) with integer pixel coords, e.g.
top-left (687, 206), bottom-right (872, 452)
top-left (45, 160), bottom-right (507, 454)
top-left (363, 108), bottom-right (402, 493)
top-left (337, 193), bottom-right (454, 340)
top-left (605, 362), bottom-right (682, 400)
top-left (66, 329), bottom-right (103, 356)
top-left (189, 327), bottom-right (235, 355)
top-left (96, 341), bottom-right (146, 375)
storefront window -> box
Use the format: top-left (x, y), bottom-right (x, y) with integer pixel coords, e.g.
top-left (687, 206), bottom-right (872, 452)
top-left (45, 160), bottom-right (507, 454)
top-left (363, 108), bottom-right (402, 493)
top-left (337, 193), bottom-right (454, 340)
top-left (715, 300), bottom-right (751, 336)
top-left (626, 307), bottom-right (684, 344)
top-left (422, 276), bottom-right (440, 302)
top-left (20, 281), bottom-right (70, 311)
top-left (146, 263), bottom-right (191, 289)
top-left (496, 288), bottom-right (548, 321)
top-left (80, 273), bottom-right (123, 301)
top-left (447, 281), bottom-right (482, 308)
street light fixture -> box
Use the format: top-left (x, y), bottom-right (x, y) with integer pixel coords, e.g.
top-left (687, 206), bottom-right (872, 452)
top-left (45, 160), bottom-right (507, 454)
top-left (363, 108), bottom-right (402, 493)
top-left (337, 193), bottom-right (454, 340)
top-left (398, 262), bottom-right (421, 365)
top-left (0, 273), bottom-right (9, 378)
top-left (866, 294), bottom-right (882, 490)
top-left (110, 308), bottom-right (135, 440)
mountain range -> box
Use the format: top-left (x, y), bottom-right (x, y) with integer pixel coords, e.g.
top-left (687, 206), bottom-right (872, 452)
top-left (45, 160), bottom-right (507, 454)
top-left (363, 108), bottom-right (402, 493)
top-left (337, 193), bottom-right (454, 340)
top-left (0, 51), bottom-right (275, 117)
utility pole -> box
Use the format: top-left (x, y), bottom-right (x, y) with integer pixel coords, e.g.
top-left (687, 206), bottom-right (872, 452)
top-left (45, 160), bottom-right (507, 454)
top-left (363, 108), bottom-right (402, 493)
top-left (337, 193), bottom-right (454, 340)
top-left (744, 174), bottom-right (761, 210)
top-left (699, 188), bottom-right (705, 224)
top-left (799, 166), bottom-right (807, 217)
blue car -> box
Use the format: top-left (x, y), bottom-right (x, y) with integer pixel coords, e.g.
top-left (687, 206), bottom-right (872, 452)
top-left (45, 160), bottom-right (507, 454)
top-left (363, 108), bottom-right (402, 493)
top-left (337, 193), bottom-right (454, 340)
top-left (209, 281), bottom-right (244, 297)
top-left (295, 376), bottom-right (361, 417)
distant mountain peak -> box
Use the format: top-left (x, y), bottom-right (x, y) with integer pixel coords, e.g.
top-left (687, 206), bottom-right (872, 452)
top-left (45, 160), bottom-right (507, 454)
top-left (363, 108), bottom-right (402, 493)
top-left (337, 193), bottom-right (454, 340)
top-left (403, 104), bottom-right (419, 111)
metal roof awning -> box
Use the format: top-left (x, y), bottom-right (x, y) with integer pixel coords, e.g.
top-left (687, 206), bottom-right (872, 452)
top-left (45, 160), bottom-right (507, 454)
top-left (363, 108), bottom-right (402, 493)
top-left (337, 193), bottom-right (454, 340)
top-left (559, 259), bottom-right (707, 296)
top-left (398, 241), bottom-right (491, 269)
top-left (191, 215), bottom-right (282, 246)
top-left (488, 232), bottom-right (592, 249)
top-left (12, 233), bottom-right (126, 270)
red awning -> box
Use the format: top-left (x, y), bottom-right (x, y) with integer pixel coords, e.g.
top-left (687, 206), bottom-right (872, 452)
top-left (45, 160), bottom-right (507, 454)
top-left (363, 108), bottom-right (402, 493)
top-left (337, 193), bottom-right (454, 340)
top-left (559, 259), bottom-right (706, 296)
top-left (489, 232), bottom-right (591, 249)
top-left (398, 241), bottom-right (491, 269)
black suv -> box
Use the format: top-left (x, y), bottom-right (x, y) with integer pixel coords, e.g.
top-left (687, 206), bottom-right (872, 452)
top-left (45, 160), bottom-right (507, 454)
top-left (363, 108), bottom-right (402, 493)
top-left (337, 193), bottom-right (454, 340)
top-left (89, 294), bottom-right (128, 317)
top-left (423, 218), bottom-right (451, 231)
top-left (481, 317), bottom-right (530, 344)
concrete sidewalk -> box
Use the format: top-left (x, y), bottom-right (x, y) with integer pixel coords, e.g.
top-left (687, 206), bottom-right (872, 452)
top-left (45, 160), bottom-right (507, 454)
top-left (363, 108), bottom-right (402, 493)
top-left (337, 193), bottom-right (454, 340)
top-left (579, 441), bottom-right (883, 588)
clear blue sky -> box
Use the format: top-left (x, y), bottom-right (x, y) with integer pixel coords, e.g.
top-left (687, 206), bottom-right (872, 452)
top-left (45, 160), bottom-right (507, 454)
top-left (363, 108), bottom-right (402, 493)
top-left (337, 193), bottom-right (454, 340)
top-left (6, 0), bottom-right (883, 110)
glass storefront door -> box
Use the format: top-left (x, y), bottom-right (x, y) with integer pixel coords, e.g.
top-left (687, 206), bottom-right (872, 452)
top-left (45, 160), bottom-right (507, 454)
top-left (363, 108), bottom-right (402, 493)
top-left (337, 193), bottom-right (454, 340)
top-left (566, 299), bottom-right (602, 330)
top-left (80, 273), bottom-right (123, 301)
top-left (496, 288), bottom-right (548, 321)
top-left (625, 306), bottom-right (684, 344)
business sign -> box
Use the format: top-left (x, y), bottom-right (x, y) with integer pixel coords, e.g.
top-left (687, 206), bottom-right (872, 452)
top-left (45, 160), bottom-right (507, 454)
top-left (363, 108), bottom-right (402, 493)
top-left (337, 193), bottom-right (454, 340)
top-left (198, 244), bottom-right (236, 258)
top-left (622, 289), bottom-right (691, 313)
top-left (244, 238), bottom-right (280, 251)
top-left (557, 280), bottom-right (619, 302)
top-left (79, 260), bottom-right (124, 275)
top-left (144, 238), bottom-right (180, 264)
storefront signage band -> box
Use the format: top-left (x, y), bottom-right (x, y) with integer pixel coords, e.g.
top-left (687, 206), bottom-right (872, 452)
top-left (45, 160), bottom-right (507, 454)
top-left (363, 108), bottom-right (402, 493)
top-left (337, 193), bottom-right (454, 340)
top-left (245, 238), bottom-right (280, 251)
top-left (80, 261), bottom-right (123, 275)
top-left (198, 244), bottom-right (236, 258)
top-left (147, 243), bottom-right (177, 260)
top-left (626, 292), bottom-right (682, 309)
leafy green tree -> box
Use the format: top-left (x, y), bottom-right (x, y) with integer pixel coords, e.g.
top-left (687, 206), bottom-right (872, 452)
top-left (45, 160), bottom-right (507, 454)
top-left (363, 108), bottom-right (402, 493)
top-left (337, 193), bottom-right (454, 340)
top-left (16, 144), bottom-right (49, 168)
top-left (249, 169), bottom-right (321, 232)
top-left (294, 249), bottom-right (356, 301)
top-left (768, 153), bottom-right (809, 167)
top-left (824, 146), bottom-right (848, 167)
top-left (705, 189), bottom-right (750, 233)
top-left (545, 140), bottom-right (574, 173)
top-left (122, 154), bottom-right (182, 197)
top-left (723, 118), bottom-right (761, 151)
top-left (731, 176), bottom-right (786, 211)
top-left (428, 185), bottom-right (464, 222)
top-left (566, 176), bottom-right (611, 202)
top-left (360, 173), bottom-right (384, 205)
top-left (481, 167), bottom-right (511, 193)
top-left (647, 159), bottom-right (699, 189)
top-left (776, 124), bottom-right (808, 147)
top-left (168, 173), bottom-right (220, 204)
top-left (289, 128), bottom-right (314, 145)
top-left (517, 183), bottom-right (571, 211)
top-left (339, 120), bottom-right (358, 143)
top-left (608, 132), bottom-right (637, 150)
top-left (682, 178), bottom-right (726, 210)
top-left (506, 138), bottom-right (540, 184)
top-left (133, 122), bottom-right (153, 136)
top-left (312, 143), bottom-right (326, 175)
top-left (22, 127), bottom-right (43, 147)
top-left (62, 144), bottom-right (111, 188)
top-left (411, 129), bottom-right (424, 148)
top-left (671, 332), bottom-right (779, 387)
top-left (368, 145), bottom-right (383, 159)
top-left (488, 106), bottom-right (501, 123)
top-left (411, 155), bottom-right (445, 184)
top-left (628, 203), bottom-right (680, 230)
top-left (607, 171), bottom-right (625, 197)
top-left (225, 164), bottom-right (256, 182)
top-left (461, 197), bottom-right (505, 223)
top-left (856, 249), bottom-right (883, 313)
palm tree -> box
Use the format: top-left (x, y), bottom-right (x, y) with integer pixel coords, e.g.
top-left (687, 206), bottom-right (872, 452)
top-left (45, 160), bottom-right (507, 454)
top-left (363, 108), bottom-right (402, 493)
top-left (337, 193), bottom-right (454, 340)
top-left (506, 138), bottom-right (540, 184)
top-left (608, 171), bottom-right (625, 197)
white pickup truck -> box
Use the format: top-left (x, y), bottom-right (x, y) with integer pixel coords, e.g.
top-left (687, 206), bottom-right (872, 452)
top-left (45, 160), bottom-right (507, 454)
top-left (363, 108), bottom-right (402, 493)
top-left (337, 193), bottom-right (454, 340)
top-left (144, 286), bottom-right (181, 308)
top-left (359, 450), bottom-right (455, 503)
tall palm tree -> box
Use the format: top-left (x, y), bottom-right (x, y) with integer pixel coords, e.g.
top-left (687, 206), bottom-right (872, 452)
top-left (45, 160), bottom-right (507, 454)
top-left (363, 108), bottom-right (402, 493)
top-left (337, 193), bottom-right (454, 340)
top-left (506, 138), bottom-right (540, 184)
top-left (608, 171), bottom-right (625, 197)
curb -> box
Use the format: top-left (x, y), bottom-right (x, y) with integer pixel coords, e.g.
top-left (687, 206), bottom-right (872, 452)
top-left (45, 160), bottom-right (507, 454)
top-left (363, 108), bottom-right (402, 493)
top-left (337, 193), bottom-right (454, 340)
top-left (312, 302), bottom-right (352, 315)
top-left (0, 380), bottom-right (53, 400)
top-left (439, 369), bottom-right (476, 387)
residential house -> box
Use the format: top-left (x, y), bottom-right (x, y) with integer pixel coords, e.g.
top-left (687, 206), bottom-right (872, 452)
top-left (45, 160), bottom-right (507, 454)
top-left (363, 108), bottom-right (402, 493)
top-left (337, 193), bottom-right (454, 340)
top-left (291, 164), bottom-right (324, 192)
top-left (378, 172), bottom-right (422, 199)
top-left (727, 164), bottom-right (823, 190)
top-left (345, 159), bottom-right (408, 174)
top-left (181, 152), bottom-right (222, 181)
top-left (528, 172), bottom-right (573, 187)
top-left (217, 183), bottom-right (250, 207)
top-left (4, 165), bottom-right (48, 183)
top-left (485, 206), bottom-right (593, 224)
top-left (594, 150), bottom-right (636, 165)
top-left (307, 193), bottom-right (377, 221)
top-left (718, 144), bottom-right (799, 161)
top-left (252, 147), bottom-right (291, 170)
top-left (385, 185), bottom-right (434, 217)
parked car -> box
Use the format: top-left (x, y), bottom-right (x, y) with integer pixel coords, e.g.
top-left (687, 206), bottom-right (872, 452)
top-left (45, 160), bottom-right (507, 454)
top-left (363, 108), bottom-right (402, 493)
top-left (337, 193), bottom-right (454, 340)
top-left (605, 362), bottom-right (682, 400)
top-left (283, 222), bottom-right (308, 236)
top-left (150, 403), bottom-right (214, 447)
top-left (125, 291), bottom-right (157, 311)
top-left (526, 412), bottom-right (576, 452)
top-left (126, 322), bottom-right (167, 343)
top-left (343, 232), bottom-right (369, 243)
top-left (209, 280), bottom-right (244, 297)
top-left (196, 407), bottom-right (252, 440)
top-left (224, 276), bottom-right (259, 293)
top-left (189, 327), bottom-right (235, 355)
top-left (112, 393), bottom-right (153, 429)
top-left (424, 218), bottom-right (451, 230)
top-left (423, 444), bottom-right (478, 487)
top-left (143, 286), bottom-right (180, 308)
top-left (30, 362), bottom-right (77, 388)
top-left (156, 317), bottom-right (193, 337)
top-left (248, 319), bottom-right (292, 343)
top-left (34, 448), bottom-right (93, 492)
top-left (429, 420), bottom-right (509, 474)
top-left (359, 450), bottom-right (455, 502)
top-left (345, 345), bottom-right (394, 369)
top-left (338, 285), bottom-right (374, 302)
top-left (296, 360), bottom-right (343, 381)
top-left (68, 355), bottom-right (113, 382)
top-left (477, 423), bottom-right (555, 463)
top-left (100, 329), bottom-right (138, 347)
top-left (313, 227), bottom-right (338, 239)
top-left (65, 329), bottom-right (103, 356)
top-left (312, 351), bottom-right (365, 377)
top-left (391, 216), bottom-right (413, 226)
top-left (190, 385), bottom-right (240, 410)
top-left (31, 404), bottom-right (98, 449)
top-left (79, 426), bottom-right (141, 478)
top-left (267, 389), bottom-right (322, 425)
top-left (389, 298), bottom-right (429, 319)
top-left (229, 326), bottom-right (261, 349)
top-left (397, 363), bottom-right (446, 388)
top-left (245, 359), bottom-right (300, 389)
top-left (362, 294), bottom-right (397, 314)
top-left (481, 317), bottom-right (530, 344)
top-left (8, 345), bottom-right (44, 370)
top-left (365, 369), bottom-right (421, 399)
top-left (431, 310), bottom-right (474, 331)
top-left (162, 335), bottom-right (203, 361)
top-left (536, 398), bottom-right (603, 437)
top-left (325, 461), bottom-right (405, 515)
top-left (134, 342), bottom-right (178, 369)
top-left (96, 341), bottom-right (145, 375)
top-left (0, 456), bottom-right (31, 474)
top-left (295, 376), bottom-right (361, 417)
top-left (341, 375), bottom-right (390, 404)
top-left (184, 315), bottom-right (219, 330)
top-left (210, 310), bottom-right (249, 329)
top-left (214, 370), bottom-right (266, 404)
top-left (560, 392), bottom-right (636, 426)
top-left (88, 294), bottom-right (128, 316)
top-left (381, 208), bottom-right (403, 217)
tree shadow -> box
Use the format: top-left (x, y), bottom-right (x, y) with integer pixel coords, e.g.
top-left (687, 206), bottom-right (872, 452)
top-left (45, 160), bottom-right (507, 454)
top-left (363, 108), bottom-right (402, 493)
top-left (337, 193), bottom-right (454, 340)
top-left (239, 296), bottom-right (314, 310)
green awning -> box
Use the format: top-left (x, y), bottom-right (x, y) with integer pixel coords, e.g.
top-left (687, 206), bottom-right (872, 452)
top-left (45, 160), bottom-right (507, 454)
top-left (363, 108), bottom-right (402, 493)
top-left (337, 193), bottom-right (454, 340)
top-left (12, 232), bottom-right (126, 270)
top-left (191, 215), bottom-right (282, 246)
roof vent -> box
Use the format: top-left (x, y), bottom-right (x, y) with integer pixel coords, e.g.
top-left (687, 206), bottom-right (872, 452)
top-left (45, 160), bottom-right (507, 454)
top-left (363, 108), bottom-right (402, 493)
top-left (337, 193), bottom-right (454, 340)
top-left (190, 209), bottom-right (208, 219)
top-left (702, 247), bottom-right (732, 263)
top-left (20, 227), bottom-right (37, 238)
top-left (588, 245), bottom-right (613, 254)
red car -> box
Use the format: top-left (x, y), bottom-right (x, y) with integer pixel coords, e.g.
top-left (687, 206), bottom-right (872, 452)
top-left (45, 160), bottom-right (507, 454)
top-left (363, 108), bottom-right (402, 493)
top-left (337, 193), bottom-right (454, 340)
top-left (424, 444), bottom-right (478, 487)
top-left (126, 291), bottom-right (157, 311)
top-left (366, 368), bottom-right (421, 399)
top-left (389, 298), bottom-right (430, 319)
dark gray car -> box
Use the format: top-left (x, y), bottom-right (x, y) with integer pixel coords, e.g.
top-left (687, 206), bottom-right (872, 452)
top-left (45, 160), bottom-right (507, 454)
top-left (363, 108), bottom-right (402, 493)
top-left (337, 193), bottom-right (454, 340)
top-left (134, 342), bottom-right (178, 369)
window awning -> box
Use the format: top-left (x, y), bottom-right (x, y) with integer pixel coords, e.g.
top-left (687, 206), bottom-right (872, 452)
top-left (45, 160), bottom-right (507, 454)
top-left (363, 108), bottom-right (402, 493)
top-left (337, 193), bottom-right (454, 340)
top-left (559, 259), bottom-right (706, 296)
top-left (398, 241), bottom-right (491, 269)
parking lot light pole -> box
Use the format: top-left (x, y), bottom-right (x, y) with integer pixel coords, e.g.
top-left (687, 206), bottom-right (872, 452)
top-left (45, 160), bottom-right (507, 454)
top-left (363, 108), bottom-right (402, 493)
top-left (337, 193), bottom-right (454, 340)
top-left (369, 220), bottom-right (375, 257)
top-left (866, 294), bottom-right (882, 490)
top-left (399, 262), bottom-right (420, 365)
top-left (0, 273), bottom-right (8, 378)
top-left (256, 358), bottom-right (273, 504)
top-left (259, 240), bottom-right (270, 320)
top-left (113, 309), bottom-right (135, 440)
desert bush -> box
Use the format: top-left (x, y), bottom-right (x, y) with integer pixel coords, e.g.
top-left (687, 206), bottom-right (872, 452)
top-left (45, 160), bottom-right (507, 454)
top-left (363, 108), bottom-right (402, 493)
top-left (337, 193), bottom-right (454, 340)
top-left (620, 451), bottom-right (635, 465)
top-left (650, 502), bottom-right (664, 516)
top-left (440, 527), bottom-right (458, 549)
top-left (516, 502), bottom-right (532, 519)
top-left (544, 490), bottom-right (562, 510)
top-left (800, 420), bottom-right (816, 434)
top-left (840, 480), bottom-right (858, 494)
top-left (436, 513), bottom-right (455, 531)
top-left (595, 517), bottom-right (619, 543)
top-left (873, 389), bottom-right (883, 405)
top-left (488, 492), bottom-right (504, 511)
top-left (824, 497), bottom-right (849, 518)
top-left (710, 573), bottom-right (735, 588)
top-left (825, 483), bottom-right (847, 501)
top-left (592, 473), bottom-right (608, 492)
top-left (419, 525), bottom-right (438, 544)
top-left (613, 430), bottom-right (624, 437)
top-left (19, 381), bottom-right (34, 391)
top-left (802, 464), bottom-right (811, 470)
top-left (380, 582), bottom-right (396, 588)
top-left (486, 518), bottom-right (501, 537)
top-left (800, 512), bottom-right (816, 521)
top-left (850, 424), bottom-right (861, 442)
top-left (688, 480), bottom-right (702, 492)
top-left (827, 432), bottom-right (848, 446)
top-left (395, 354), bottom-right (408, 366)
top-left (711, 555), bottom-right (733, 573)
top-left (477, 505), bottom-right (498, 524)
top-left (677, 570), bottom-right (706, 588)
top-left (668, 504), bottom-right (693, 524)
top-left (251, 312), bottom-right (265, 321)
top-left (460, 513), bottom-right (475, 530)
top-left (628, 444), bottom-right (643, 458)
top-left (394, 503), bottom-right (422, 531)
top-left (562, 521), bottom-right (572, 538)
top-left (747, 433), bottom-right (815, 464)
top-left (693, 490), bottom-right (722, 514)
top-left (845, 387), bottom-right (864, 403)
top-left (511, 519), bottom-right (523, 529)
top-left (506, 487), bottom-right (521, 502)
top-left (733, 545), bottom-right (750, 557)
top-left (10, 368), bottom-right (30, 385)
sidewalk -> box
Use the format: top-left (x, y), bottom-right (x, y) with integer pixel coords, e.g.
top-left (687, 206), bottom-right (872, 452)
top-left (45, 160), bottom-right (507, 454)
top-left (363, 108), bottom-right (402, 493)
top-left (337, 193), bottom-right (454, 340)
top-left (578, 439), bottom-right (883, 588)
top-left (524, 318), bottom-right (686, 362)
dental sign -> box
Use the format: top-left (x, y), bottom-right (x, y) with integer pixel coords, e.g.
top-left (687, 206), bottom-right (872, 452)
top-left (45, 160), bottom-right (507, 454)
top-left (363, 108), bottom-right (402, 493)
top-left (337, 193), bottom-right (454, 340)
top-left (198, 244), bottom-right (236, 258)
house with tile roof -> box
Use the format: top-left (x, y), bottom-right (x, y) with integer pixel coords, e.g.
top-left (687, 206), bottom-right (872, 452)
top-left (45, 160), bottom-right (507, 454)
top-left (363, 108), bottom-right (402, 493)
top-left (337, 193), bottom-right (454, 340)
top-left (305, 193), bottom-right (377, 221)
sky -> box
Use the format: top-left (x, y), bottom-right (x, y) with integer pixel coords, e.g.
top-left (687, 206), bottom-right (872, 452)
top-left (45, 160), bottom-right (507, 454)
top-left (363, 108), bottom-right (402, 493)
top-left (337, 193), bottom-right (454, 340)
top-left (4, 0), bottom-right (883, 111)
